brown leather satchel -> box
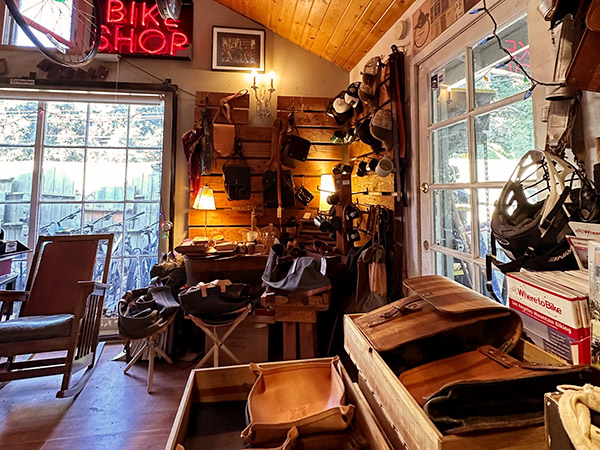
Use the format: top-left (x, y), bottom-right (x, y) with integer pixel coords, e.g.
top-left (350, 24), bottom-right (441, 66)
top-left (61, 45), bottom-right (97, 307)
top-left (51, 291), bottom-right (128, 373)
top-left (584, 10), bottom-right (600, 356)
top-left (399, 345), bottom-right (591, 434)
top-left (352, 275), bottom-right (523, 372)
top-left (567, 0), bottom-right (600, 92)
top-left (212, 90), bottom-right (248, 158)
top-left (241, 357), bottom-right (354, 445)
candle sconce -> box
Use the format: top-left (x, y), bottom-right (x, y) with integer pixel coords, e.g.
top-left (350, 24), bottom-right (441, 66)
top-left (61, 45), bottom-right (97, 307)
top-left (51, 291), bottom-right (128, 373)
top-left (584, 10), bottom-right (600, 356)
top-left (251, 70), bottom-right (276, 118)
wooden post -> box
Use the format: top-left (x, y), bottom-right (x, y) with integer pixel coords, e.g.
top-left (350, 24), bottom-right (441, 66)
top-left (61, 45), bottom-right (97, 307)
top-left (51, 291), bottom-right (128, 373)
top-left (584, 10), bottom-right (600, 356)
top-left (335, 173), bottom-right (353, 254)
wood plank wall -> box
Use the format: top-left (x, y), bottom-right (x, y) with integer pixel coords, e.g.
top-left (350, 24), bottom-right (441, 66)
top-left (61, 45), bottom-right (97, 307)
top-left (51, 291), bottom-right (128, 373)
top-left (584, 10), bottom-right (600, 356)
top-left (188, 93), bottom-right (345, 241)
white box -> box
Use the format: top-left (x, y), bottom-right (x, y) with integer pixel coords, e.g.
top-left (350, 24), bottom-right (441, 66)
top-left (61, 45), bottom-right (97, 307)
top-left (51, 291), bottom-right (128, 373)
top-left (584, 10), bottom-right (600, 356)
top-left (507, 272), bottom-right (590, 341)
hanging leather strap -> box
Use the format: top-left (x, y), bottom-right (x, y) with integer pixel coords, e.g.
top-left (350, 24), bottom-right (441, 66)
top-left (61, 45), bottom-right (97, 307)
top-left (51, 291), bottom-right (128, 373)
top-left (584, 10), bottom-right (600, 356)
top-left (212, 89), bottom-right (249, 124)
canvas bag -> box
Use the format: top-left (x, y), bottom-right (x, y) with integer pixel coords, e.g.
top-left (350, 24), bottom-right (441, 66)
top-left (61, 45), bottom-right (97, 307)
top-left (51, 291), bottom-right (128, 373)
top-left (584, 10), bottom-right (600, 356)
top-left (222, 138), bottom-right (251, 201)
top-left (212, 90), bottom-right (248, 158)
top-left (179, 279), bottom-right (251, 318)
top-left (241, 357), bottom-right (354, 445)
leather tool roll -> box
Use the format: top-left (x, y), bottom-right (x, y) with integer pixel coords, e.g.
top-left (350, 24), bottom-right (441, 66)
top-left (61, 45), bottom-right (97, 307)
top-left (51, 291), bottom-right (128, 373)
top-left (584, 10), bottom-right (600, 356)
top-left (399, 346), bottom-right (590, 434)
top-left (241, 357), bottom-right (354, 445)
top-left (352, 275), bottom-right (523, 372)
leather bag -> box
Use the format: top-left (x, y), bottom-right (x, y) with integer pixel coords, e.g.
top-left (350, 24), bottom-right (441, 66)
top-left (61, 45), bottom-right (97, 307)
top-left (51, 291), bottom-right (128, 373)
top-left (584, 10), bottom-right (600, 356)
top-left (179, 280), bottom-right (251, 318)
top-left (399, 345), bottom-right (591, 434)
top-left (212, 90), bottom-right (248, 158)
top-left (222, 138), bottom-right (251, 201)
top-left (241, 357), bottom-right (354, 445)
top-left (566, 0), bottom-right (600, 92)
top-left (352, 275), bottom-right (523, 372)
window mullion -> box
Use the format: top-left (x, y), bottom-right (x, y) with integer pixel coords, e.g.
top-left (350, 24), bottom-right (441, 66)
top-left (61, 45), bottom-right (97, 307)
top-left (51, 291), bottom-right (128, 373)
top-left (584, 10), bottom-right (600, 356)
top-left (28, 101), bottom-right (45, 255)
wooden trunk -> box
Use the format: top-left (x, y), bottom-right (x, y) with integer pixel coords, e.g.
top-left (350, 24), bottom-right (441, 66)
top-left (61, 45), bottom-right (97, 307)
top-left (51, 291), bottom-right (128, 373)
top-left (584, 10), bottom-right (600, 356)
top-left (344, 315), bottom-right (567, 450)
top-left (166, 357), bottom-right (392, 450)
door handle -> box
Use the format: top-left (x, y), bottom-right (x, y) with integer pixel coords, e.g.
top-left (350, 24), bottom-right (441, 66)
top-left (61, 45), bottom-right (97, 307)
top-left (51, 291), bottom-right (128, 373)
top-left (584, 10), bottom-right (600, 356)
top-left (420, 182), bottom-right (429, 193)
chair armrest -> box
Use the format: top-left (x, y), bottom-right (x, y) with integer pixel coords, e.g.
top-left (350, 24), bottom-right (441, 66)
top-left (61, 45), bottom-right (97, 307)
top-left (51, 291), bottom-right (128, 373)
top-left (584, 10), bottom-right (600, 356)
top-left (78, 281), bottom-right (110, 297)
top-left (0, 290), bottom-right (30, 304)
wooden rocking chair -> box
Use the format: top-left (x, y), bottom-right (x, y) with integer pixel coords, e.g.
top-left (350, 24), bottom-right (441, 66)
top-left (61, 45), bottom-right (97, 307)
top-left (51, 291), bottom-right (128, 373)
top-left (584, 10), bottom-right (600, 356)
top-left (0, 234), bottom-right (113, 398)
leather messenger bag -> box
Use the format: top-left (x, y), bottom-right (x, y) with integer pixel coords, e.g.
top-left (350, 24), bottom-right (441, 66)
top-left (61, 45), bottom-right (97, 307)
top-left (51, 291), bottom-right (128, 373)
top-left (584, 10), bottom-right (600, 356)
top-left (353, 275), bottom-right (523, 372)
top-left (241, 357), bottom-right (354, 445)
top-left (399, 345), bottom-right (590, 434)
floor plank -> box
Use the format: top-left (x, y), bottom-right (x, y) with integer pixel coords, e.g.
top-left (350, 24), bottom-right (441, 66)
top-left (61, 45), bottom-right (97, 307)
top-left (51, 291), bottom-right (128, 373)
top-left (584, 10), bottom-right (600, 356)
top-left (0, 343), bottom-right (190, 450)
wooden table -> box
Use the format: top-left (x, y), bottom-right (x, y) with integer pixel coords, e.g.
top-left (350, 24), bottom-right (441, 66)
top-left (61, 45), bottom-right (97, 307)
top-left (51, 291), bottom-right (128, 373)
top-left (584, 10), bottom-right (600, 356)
top-left (262, 285), bottom-right (332, 360)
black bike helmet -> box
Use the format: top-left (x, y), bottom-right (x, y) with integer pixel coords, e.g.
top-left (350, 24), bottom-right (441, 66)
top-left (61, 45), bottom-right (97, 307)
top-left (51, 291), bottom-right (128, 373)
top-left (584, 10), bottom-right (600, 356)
top-left (488, 150), bottom-right (579, 274)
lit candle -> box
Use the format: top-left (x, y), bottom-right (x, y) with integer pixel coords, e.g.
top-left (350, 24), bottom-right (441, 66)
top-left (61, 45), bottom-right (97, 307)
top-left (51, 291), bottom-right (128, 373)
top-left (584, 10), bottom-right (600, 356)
top-left (269, 71), bottom-right (275, 89)
top-left (252, 70), bottom-right (257, 87)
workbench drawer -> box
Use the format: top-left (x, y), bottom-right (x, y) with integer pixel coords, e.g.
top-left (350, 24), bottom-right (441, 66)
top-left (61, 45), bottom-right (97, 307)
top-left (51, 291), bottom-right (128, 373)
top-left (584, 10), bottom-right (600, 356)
top-left (344, 314), bottom-right (568, 450)
top-left (166, 357), bottom-right (392, 450)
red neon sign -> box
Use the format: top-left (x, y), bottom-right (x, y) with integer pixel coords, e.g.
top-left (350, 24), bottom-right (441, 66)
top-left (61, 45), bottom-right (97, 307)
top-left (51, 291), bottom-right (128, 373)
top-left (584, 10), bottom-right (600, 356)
top-left (99, 0), bottom-right (192, 58)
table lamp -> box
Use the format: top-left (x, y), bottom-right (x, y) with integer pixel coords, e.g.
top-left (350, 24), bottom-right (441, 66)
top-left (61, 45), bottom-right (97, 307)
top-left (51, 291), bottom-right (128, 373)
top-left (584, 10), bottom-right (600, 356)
top-left (193, 185), bottom-right (216, 237)
top-left (319, 174), bottom-right (335, 212)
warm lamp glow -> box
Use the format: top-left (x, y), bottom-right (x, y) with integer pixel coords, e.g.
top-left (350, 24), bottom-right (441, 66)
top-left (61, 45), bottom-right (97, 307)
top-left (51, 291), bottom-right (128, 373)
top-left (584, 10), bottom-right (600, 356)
top-left (193, 186), bottom-right (216, 210)
top-left (193, 185), bottom-right (216, 237)
top-left (319, 174), bottom-right (335, 212)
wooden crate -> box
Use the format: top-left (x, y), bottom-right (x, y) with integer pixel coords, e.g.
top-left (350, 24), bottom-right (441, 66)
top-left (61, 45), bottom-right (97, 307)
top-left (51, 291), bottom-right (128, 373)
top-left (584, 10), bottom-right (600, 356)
top-left (166, 357), bottom-right (392, 450)
top-left (344, 315), bottom-right (567, 450)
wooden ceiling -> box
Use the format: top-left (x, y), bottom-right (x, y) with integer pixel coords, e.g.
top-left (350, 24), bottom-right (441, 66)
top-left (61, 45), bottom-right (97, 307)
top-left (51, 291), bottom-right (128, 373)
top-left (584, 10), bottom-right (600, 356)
top-left (213, 0), bottom-right (415, 71)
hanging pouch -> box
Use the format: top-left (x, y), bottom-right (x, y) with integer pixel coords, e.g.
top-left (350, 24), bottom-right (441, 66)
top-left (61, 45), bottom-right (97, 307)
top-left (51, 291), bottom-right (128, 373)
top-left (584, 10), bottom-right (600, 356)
top-left (223, 138), bottom-right (251, 201)
top-left (281, 111), bottom-right (311, 167)
top-left (212, 90), bottom-right (248, 158)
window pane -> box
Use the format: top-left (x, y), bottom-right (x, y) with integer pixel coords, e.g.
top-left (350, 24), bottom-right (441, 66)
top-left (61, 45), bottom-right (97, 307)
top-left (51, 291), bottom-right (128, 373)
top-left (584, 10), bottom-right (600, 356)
top-left (0, 147), bottom-right (34, 202)
top-left (472, 16), bottom-right (530, 108)
top-left (87, 104), bottom-right (129, 147)
top-left (85, 148), bottom-right (126, 201)
top-left (125, 203), bottom-right (160, 257)
top-left (83, 203), bottom-right (125, 256)
top-left (0, 203), bottom-right (30, 243)
top-left (475, 99), bottom-right (533, 182)
top-left (0, 100), bottom-right (38, 145)
top-left (44, 103), bottom-right (87, 146)
top-left (431, 54), bottom-right (467, 124)
top-left (435, 252), bottom-right (473, 289)
top-left (479, 266), bottom-right (508, 305)
top-left (129, 105), bottom-right (164, 148)
top-left (433, 189), bottom-right (471, 253)
top-left (477, 188), bottom-right (502, 259)
top-left (432, 121), bottom-right (469, 184)
top-left (123, 256), bottom-right (156, 295)
top-left (38, 204), bottom-right (81, 235)
top-left (41, 147), bottom-right (84, 202)
top-left (127, 148), bottom-right (162, 201)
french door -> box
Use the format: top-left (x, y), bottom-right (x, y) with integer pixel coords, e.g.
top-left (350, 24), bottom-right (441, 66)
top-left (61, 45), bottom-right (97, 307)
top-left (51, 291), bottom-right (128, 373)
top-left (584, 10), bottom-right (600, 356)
top-left (0, 88), bottom-right (173, 332)
top-left (418, 0), bottom-right (533, 301)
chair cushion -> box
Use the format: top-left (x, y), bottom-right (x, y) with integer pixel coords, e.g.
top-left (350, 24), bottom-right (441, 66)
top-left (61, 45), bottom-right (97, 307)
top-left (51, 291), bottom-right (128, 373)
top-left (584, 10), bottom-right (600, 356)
top-left (0, 314), bottom-right (74, 344)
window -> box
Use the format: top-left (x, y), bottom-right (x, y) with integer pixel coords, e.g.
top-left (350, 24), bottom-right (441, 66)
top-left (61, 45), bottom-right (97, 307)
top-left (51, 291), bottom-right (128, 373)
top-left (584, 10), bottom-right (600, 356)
top-left (0, 90), bottom-right (172, 333)
top-left (418, 9), bottom-right (532, 302)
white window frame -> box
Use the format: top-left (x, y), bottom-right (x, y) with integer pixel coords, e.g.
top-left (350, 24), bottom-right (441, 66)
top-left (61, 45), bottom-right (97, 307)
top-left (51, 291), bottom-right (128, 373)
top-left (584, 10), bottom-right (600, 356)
top-left (413, 0), bottom-right (531, 292)
top-left (0, 85), bottom-right (175, 331)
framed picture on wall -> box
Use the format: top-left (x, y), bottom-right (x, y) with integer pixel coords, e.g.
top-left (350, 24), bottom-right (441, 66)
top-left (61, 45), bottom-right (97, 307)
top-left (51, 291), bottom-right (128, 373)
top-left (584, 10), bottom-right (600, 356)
top-left (212, 27), bottom-right (265, 72)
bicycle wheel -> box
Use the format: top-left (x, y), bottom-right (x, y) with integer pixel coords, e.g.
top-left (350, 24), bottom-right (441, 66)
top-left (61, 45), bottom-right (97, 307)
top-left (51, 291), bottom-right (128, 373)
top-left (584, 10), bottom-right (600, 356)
top-left (156, 0), bottom-right (181, 20)
top-left (5, 0), bottom-right (102, 67)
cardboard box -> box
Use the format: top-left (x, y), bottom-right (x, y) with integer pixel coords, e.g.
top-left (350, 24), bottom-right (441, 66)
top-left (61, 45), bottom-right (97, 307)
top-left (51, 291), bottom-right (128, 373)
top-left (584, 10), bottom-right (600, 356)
top-left (508, 272), bottom-right (590, 339)
top-left (517, 311), bottom-right (590, 364)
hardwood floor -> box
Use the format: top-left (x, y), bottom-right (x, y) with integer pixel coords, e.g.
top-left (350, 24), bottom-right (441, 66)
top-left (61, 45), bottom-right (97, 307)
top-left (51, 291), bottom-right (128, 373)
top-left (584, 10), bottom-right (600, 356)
top-left (0, 343), bottom-right (191, 450)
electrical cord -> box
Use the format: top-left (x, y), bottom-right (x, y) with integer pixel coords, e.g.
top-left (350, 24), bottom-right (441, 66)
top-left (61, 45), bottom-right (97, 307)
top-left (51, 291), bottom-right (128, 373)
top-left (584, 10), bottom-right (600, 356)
top-left (472, 0), bottom-right (563, 99)
top-left (121, 58), bottom-right (196, 99)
